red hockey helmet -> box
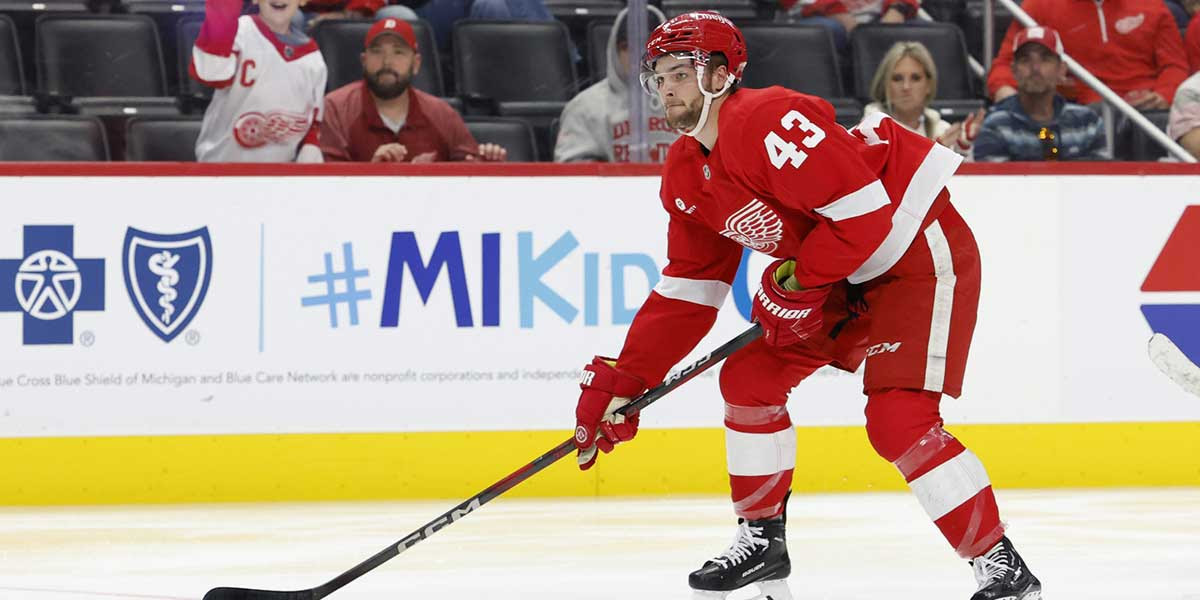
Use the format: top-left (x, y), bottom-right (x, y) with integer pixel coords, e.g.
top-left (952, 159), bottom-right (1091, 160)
top-left (642, 11), bottom-right (748, 81)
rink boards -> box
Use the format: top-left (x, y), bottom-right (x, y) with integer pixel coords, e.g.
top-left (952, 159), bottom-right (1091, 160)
top-left (1, 163), bottom-right (1198, 504)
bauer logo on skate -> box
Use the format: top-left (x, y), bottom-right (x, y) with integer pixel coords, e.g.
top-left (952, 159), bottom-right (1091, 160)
top-left (1140, 205), bottom-right (1200, 367)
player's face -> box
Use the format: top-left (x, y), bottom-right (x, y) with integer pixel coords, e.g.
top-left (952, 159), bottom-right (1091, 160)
top-left (886, 56), bottom-right (931, 115)
top-left (256, 0), bottom-right (301, 33)
top-left (1013, 44), bottom-right (1063, 95)
top-left (362, 37), bottom-right (421, 100)
top-left (652, 54), bottom-right (704, 131)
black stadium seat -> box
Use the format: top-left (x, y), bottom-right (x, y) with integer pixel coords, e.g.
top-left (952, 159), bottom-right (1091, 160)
top-left (466, 117), bottom-right (538, 162)
top-left (0, 15), bottom-right (24, 96)
top-left (36, 14), bottom-right (178, 116)
top-left (0, 14), bottom-right (34, 114)
top-left (850, 22), bottom-right (977, 101)
top-left (963, 0), bottom-right (1014, 65)
top-left (454, 20), bottom-right (576, 105)
top-left (125, 116), bottom-right (203, 161)
top-left (176, 15), bottom-right (212, 112)
top-left (0, 116), bottom-right (109, 160)
top-left (453, 20), bottom-right (577, 160)
top-left (738, 23), bottom-right (863, 126)
top-left (312, 18), bottom-right (443, 96)
top-left (1119, 110), bottom-right (1171, 161)
top-left (586, 19), bottom-right (612, 85)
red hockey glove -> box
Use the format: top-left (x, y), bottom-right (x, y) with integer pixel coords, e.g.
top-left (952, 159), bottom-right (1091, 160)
top-left (574, 356), bottom-right (647, 471)
top-left (752, 258), bottom-right (832, 347)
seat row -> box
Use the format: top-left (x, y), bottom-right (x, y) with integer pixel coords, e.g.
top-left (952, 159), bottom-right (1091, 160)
top-left (0, 111), bottom-right (1175, 162)
top-left (0, 14), bottom-right (986, 107)
top-left (0, 115), bottom-right (541, 161)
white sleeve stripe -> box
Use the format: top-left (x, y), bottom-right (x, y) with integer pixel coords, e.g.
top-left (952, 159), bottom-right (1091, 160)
top-left (814, 180), bottom-right (890, 222)
top-left (192, 47), bottom-right (236, 82)
top-left (653, 275), bottom-right (730, 309)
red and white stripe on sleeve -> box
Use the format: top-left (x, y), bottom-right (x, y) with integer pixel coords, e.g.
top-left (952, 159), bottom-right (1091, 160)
top-left (189, 0), bottom-right (243, 88)
top-left (616, 215), bottom-right (742, 386)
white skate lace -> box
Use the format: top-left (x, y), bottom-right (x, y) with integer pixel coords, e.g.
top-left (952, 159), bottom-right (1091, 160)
top-left (712, 520), bottom-right (769, 568)
top-left (972, 542), bottom-right (1013, 588)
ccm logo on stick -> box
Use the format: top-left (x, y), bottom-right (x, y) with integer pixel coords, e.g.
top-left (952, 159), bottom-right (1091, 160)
top-left (397, 498), bottom-right (483, 550)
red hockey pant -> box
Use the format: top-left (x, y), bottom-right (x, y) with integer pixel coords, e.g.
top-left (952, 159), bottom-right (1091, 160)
top-left (718, 202), bottom-right (1004, 558)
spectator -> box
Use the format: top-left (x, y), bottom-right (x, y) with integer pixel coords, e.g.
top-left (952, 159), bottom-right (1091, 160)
top-left (555, 6), bottom-right (677, 163)
top-left (864, 41), bottom-right (982, 154)
top-left (987, 0), bottom-right (1188, 109)
top-left (779, 0), bottom-right (920, 51)
top-left (190, 0), bottom-right (326, 162)
top-left (975, 27), bottom-right (1108, 161)
top-left (1182, 0), bottom-right (1200, 72)
top-left (1167, 70), bottom-right (1200, 157)
top-left (321, 19), bottom-right (506, 162)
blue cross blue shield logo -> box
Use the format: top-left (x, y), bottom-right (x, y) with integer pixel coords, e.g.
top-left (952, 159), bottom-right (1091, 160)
top-left (122, 227), bottom-right (213, 343)
top-left (0, 225), bottom-right (105, 345)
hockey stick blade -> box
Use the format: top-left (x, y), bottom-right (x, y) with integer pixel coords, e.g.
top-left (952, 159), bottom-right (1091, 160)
top-left (204, 588), bottom-right (313, 600)
top-left (1149, 333), bottom-right (1200, 397)
top-left (202, 324), bottom-right (763, 600)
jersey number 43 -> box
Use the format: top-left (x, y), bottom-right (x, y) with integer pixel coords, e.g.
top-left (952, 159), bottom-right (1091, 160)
top-left (763, 109), bottom-right (826, 169)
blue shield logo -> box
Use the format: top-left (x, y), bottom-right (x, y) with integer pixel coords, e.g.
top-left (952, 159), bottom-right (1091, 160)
top-left (122, 227), bottom-right (213, 343)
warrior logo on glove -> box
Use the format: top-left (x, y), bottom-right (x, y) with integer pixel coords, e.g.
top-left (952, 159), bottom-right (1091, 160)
top-left (751, 257), bottom-right (831, 346)
top-left (573, 357), bottom-right (647, 470)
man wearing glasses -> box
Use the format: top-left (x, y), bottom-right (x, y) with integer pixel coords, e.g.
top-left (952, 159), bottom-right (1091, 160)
top-left (974, 26), bottom-right (1108, 161)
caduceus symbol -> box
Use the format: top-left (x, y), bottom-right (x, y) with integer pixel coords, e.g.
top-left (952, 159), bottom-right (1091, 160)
top-left (148, 250), bottom-right (181, 325)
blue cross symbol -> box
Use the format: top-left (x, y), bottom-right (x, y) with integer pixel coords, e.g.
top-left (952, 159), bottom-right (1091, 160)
top-left (0, 225), bottom-right (105, 345)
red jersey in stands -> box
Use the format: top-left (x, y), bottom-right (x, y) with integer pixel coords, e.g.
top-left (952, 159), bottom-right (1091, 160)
top-left (986, 0), bottom-right (1188, 104)
top-left (190, 5), bottom-right (326, 162)
top-left (615, 86), bottom-right (962, 385)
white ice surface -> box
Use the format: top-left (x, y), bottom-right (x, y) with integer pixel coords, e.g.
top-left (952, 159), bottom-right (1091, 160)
top-left (1, 489), bottom-right (1198, 600)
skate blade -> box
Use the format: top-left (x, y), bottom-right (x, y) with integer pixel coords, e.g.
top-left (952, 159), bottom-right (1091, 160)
top-left (691, 579), bottom-right (793, 600)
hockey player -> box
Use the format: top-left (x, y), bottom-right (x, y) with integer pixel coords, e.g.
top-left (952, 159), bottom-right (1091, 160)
top-left (190, 0), bottom-right (327, 162)
top-left (571, 11), bottom-right (1043, 600)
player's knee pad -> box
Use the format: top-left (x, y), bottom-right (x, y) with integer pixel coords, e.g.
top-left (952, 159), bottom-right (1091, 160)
top-left (719, 351), bottom-right (793, 434)
top-left (863, 388), bottom-right (946, 464)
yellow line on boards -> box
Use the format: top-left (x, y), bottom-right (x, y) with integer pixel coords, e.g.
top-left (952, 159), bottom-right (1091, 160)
top-left (2, 422), bottom-right (1198, 505)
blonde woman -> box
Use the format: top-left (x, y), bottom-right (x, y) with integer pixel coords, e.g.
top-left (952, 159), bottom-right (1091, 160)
top-left (865, 41), bottom-right (983, 155)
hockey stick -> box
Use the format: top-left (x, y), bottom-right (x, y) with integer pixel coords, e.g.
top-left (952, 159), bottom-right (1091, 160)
top-left (203, 324), bottom-right (764, 600)
top-left (1149, 332), bottom-right (1200, 397)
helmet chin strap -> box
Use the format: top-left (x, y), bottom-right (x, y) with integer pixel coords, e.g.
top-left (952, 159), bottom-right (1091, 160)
top-left (681, 64), bottom-right (735, 138)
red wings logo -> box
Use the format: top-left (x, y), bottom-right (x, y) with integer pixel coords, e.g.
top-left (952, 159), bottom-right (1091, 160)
top-left (720, 199), bottom-right (783, 253)
top-left (233, 111), bottom-right (311, 148)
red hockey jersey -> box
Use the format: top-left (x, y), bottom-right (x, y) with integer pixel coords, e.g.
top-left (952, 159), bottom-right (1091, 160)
top-left (616, 86), bottom-right (962, 385)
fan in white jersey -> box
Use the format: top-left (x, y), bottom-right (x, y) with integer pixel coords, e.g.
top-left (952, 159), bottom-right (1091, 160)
top-left (190, 0), bottom-right (327, 162)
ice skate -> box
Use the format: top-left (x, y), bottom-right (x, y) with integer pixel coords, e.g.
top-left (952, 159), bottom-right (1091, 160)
top-left (970, 536), bottom-right (1042, 600)
top-left (691, 577), bottom-right (792, 600)
top-left (689, 513), bottom-right (790, 599)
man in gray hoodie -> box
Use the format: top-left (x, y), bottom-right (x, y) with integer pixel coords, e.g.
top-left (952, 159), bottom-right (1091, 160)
top-left (554, 6), bottom-right (679, 162)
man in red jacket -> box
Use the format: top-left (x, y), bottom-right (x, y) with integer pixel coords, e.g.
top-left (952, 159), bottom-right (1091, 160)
top-left (987, 0), bottom-right (1188, 109)
top-left (573, 11), bottom-right (1042, 600)
top-left (320, 19), bottom-right (506, 162)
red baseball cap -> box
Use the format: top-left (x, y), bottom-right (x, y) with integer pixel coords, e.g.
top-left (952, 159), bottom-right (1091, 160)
top-left (365, 18), bottom-right (418, 51)
top-left (1013, 26), bottom-right (1063, 55)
